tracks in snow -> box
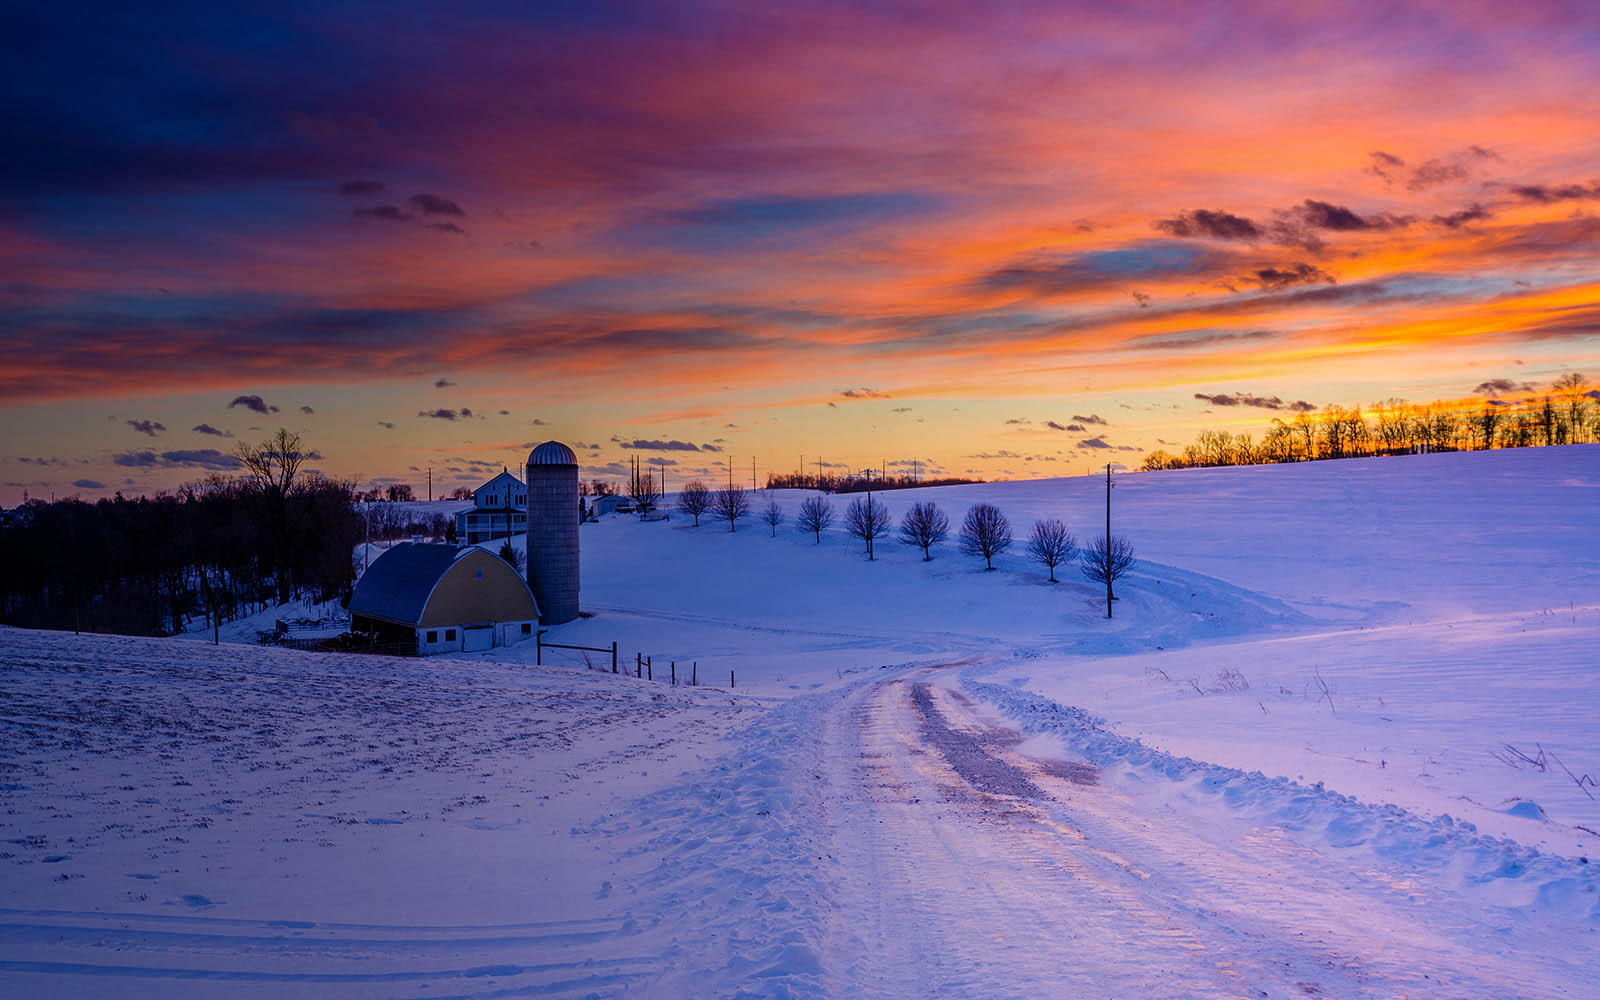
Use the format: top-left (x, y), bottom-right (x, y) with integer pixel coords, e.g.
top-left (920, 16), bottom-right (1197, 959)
top-left (815, 668), bottom-right (1585, 999)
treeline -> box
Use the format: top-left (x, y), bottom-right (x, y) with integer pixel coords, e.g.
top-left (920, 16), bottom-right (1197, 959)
top-left (1144, 374), bottom-right (1594, 471)
top-left (763, 472), bottom-right (982, 493)
top-left (0, 430), bottom-right (361, 637)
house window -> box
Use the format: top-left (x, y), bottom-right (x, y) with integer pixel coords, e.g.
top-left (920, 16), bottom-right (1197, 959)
top-left (445, 629), bottom-right (456, 641)
top-left (426, 631), bottom-right (438, 643)
top-left (521, 623), bottom-right (531, 634)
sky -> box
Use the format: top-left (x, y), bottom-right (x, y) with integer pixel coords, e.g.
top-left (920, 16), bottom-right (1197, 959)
top-left (3, 0), bottom-right (1599, 502)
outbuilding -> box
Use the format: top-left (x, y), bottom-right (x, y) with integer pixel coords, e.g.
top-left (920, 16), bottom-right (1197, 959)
top-left (349, 543), bottom-right (540, 655)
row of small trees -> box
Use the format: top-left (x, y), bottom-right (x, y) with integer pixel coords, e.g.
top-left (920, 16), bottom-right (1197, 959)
top-left (674, 484), bottom-right (1136, 614)
top-left (1145, 374), bottom-right (1594, 471)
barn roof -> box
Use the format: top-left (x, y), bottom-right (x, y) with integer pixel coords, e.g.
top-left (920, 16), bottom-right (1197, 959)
top-left (350, 543), bottom-right (474, 626)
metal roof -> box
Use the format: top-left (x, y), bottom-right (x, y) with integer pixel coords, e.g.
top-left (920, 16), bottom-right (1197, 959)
top-left (528, 440), bottom-right (577, 466)
top-left (349, 543), bottom-right (474, 626)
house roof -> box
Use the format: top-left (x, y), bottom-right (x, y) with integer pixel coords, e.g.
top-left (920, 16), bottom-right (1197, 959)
top-left (475, 470), bottom-right (523, 493)
top-left (350, 543), bottom-right (474, 626)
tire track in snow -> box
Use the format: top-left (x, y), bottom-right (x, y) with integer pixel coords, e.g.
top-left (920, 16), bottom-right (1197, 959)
top-left (819, 671), bottom-right (1586, 998)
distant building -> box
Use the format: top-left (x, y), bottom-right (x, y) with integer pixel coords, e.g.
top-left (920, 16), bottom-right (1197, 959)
top-left (455, 469), bottom-right (527, 544)
top-left (589, 494), bottom-right (631, 518)
top-left (350, 543), bottom-right (540, 655)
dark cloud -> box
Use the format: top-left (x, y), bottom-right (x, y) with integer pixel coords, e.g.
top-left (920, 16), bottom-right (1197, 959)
top-left (427, 222), bottom-right (468, 235)
top-left (125, 418), bottom-right (166, 437)
top-left (1131, 290), bottom-right (1151, 308)
top-left (339, 180), bottom-right (387, 197)
top-left (192, 423), bottom-right (231, 437)
top-left (530, 418), bottom-right (546, 426)
top-left (1152, 209), bottom-right (1261, 240)
top-left (1044, 420), bottom-right (1069, 431)
top-left (410, 193), bottom-right (465, 216)
top-left (1193, 392), bottom-right (1315, 410)
top-left (839, 387), bottom-right (889, 399)
top-left (1365, 150), bottom-right (1406, 184)
top-left (1005, 418), bottom-right (1031, 425)
top-left (1125, 329), bottom-right (1276, 352)
top-left (378, 421), bottom-right (395, 430)
top-left (299, 405), bottom-right (314, 414)
top-left (1291, 199), bottom-right (1387, 231)
top-left (435, 378), bottom-right (456, 388)
top-left (1065, 424), bottom-right (1086, 431)
top-left (619, 439), bottom-right (703, 452)
top-left (1071, 414), bottom-right (1107, 425)
top-left (160, 449), bottom-right (242, 470)
top-left (228, 394), bottom-right (276, 414)
top-left (891, 407), bottom-right (912, 413)
top-left (353, 204), bottom-right (411, 221)
top-left (1407, 158), bottom-right (1468, 191)
top-left (72, 479), bottom-right (105, 490)
top-left (1433, 204), bottom-right (1491, 229)
top-left (1508, 181), bottom-right (1600, 203)
top-left (1078, 437), bottom-right (1112, 449)
top-left (968, 450), bottom-right (1023, 460)
top-left (1242, 262), bottom-right (1336, 290)
top-left (113, 449), bottom-right (240, 470)
top-left (17, 456), bottom-right (69, 466)
top-left (1472, 378), bottom-right (1535, 396)
top-left (418, 408), bottom-right (460, 420)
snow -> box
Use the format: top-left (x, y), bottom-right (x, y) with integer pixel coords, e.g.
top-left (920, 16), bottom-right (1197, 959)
top-left (3, 445), bottom-right (1598, 996)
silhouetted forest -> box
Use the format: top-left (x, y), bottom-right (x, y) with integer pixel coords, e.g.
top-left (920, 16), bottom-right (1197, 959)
top-left (1144, 374), bottom-right (1594, 471)
top-left (764, 472), bottom-right (982, 493)
top-left (0, 431), bottom-right (362, 637)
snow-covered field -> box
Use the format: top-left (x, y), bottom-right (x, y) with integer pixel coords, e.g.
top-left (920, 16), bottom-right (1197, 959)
top-left (3, 446), bottom-right (1597, 997)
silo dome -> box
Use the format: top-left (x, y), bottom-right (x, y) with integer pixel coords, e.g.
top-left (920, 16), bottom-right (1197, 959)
top-left (528, 440), bottom-right (577, 466)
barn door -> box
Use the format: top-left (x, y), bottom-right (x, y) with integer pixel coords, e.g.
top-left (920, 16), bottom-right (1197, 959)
top-left (462, 626), bottom-right (494, 652)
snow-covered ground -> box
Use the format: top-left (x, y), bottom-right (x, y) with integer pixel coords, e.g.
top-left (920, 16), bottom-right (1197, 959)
top-left (3, 445), bottom-right (1597, 996)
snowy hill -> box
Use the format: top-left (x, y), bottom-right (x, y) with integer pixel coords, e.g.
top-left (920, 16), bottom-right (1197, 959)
top-left (3, 445), bottom-right (1597, 997)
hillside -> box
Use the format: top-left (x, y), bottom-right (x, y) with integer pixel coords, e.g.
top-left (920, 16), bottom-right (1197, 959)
top-left (3, 445), bottom-right (1597, 997)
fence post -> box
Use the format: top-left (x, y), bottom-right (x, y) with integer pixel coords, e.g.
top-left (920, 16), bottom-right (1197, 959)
top-left (671, 660), bottom-right (675, 685)
top-left (692, 661), bottom-right (697, 686)
top-left (536, 629), bottom-right (548, 666)
top-left (731, 669), bottom-right (735, 689)
top-left (647, 656), bottom-right (652, 681)
top-left (611, 641), bottom-right (618, 674)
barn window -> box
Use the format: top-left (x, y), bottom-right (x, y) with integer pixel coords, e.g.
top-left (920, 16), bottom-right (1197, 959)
top-left (521, 623), bottom-right (531, 634)
top-left (446, 629), bottom-right (456, 641)
top-left (426, 631), bottom-right (438, 643)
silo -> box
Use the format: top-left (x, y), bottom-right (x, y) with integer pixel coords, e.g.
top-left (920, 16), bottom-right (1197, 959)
top-left (525, 440), bottom-right (580, 624)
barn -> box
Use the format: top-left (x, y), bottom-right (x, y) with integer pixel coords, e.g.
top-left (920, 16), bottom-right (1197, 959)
top-left (349, 543), bottom-right (540, 655)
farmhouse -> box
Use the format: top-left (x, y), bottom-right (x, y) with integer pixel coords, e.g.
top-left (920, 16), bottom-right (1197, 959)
top-left (589, 493), bottom-right (632, 518)
top-left (349, 543), bottom-right (540, 655)
top-left (454, 470), bottom-right (527, 544)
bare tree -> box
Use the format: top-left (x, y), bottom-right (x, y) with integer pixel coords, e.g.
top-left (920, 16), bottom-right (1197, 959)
top-left (762, 500), bottom-right (784, 536)
top-left (710, 484), bottom-right (750, 531)
top-left (678, 480), bottom-right (712, 527)
top-left (1026, 519), bottom-right (1077, 582)
top-left (235, 429), bottom-right (310, 603)
top-left (898, 501), bottom-right (950, 561)
top-left (797, 495), bottom-right (833, 543)
top-left (844, 494), bottom-right (891, 559)
top-left (1555, 372), bottom-right (1589, 443)
top-left (628, 469), bottom-right (661, 514)
top-left (960, 502), bottom-right (1013, 570)
top-left (1080, 534), bottom-right (1135, 618)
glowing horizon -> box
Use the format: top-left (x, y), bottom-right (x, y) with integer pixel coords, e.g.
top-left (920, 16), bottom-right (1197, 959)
top-left (3, 1), bottom-right (1598, 502)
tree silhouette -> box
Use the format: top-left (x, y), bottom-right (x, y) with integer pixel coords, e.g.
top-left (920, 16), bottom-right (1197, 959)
top-left (678, 480), bottom-right (712, 526)
top-left (1080, 534), bottom-right (1135, 617)
top-left (959, 503), bottom-right (1013, 570)
top-left (898, 501), bottom-right (950, 561)
top-left (844, 494), bottom-right (891, 559)
top-left (797, 496), bottom-right (833, 543)
top-left (1026, 519), bottom-right (1077, 582)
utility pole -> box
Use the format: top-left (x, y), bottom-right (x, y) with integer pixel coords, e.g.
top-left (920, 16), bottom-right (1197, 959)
top-left (427, 467), bottom-right (432, 502)
top-left (752, 456), bottom-right (756, 493)
top-left (1104, 464), bottom-right (1113, 617)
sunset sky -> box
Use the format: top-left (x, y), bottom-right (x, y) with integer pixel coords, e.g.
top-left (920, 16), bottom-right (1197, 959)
top-left (4, 0), bottom-right (1599, 503)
